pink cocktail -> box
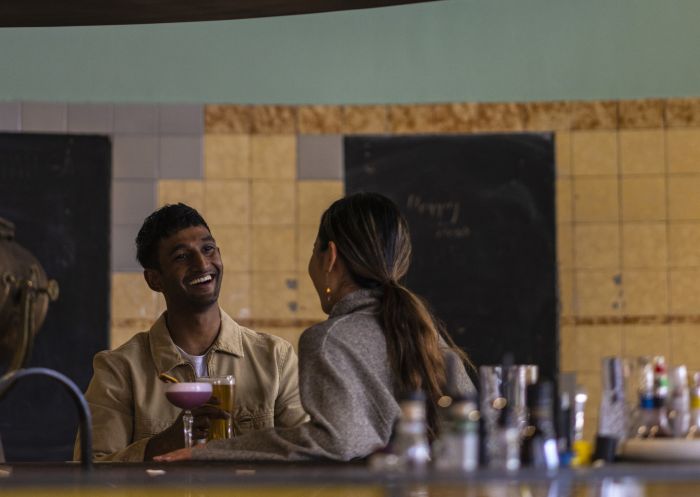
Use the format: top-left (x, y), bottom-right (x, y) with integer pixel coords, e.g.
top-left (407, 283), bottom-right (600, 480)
top-left (165, 382), bottom-right (213, 448)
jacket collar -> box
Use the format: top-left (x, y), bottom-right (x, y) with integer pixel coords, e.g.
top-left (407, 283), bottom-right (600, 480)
top-left (149, 307), bottom-right (244, 375)
top-left (328, 288), bottom-right (381, 318)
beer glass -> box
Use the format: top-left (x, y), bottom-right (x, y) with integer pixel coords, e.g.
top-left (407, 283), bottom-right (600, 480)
top-left (198, 375), bottom-right (236, 440)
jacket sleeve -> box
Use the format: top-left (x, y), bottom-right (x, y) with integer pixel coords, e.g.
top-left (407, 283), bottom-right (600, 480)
top-left (273, 342), bottom-right (310, 429)
top-left (192, 325), bottom-right (392, 461)
top-left (73, 351), bottom-right (150, 462)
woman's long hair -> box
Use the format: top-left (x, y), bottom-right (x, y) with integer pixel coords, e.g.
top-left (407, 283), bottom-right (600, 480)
top-left (317, 192), bottom-right (471, 438)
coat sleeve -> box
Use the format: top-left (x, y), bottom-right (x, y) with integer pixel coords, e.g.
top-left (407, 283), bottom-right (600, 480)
top-left (272, 342), bottom-right (310, 429)
top-left (192, 324), bottom-right (393, 461)
top-left (73, 351), bottom-right (150, 462)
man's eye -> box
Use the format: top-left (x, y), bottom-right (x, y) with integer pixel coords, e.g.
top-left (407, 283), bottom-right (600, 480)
top-left (174, 253), bottom-right (187, 261)
top-left (203, 245), bottom-right (216, 253)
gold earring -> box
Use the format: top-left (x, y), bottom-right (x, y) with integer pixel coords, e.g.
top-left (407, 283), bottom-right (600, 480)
top-left (325, 286), bottom-right (332, 302)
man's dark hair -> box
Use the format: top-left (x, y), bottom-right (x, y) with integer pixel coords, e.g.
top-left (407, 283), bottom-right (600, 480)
top-left (136, 203), bottom-right (210, 270)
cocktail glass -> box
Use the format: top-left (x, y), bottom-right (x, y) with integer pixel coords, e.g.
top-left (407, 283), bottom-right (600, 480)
top-left (165, 382), bottom-right (213, 448)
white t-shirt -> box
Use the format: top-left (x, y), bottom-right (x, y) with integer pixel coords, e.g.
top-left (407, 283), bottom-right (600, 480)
top-left (176, 345), bottom-right (209, 378)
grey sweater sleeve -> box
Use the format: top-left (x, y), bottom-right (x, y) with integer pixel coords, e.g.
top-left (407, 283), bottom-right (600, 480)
top-left (192, 320), bottom-right (394, 461)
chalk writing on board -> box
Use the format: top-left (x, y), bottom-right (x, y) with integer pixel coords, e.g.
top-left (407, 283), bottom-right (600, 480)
top-left (406, 194), bottom-right (460, 224)
top-left (406, 194), bottom-right (471, 239)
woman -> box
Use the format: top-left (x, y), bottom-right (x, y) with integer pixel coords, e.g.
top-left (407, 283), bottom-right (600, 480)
top-left (155, 192), bottom-right (475, 462)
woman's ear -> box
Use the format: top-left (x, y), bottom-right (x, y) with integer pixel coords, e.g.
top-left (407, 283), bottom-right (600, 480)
top-left (143, 269), bottom-right (162, 293)
top-left (326, 241), bottom-right (339, 273)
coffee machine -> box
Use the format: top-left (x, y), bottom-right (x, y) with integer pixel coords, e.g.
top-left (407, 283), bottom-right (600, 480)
top-left (0, 217), bottom-right (92, 469)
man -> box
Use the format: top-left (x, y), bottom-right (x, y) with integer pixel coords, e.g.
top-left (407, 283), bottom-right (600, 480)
top-left (75, 203), bottom-right (307, 461)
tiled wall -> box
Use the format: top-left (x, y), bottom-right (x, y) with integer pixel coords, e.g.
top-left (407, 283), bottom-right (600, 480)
top-left (3, 98), bottom-right (700, 440)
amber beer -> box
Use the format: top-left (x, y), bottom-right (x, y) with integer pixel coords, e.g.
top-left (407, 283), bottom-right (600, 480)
top-left (199, 375), bottom-right (236, 440)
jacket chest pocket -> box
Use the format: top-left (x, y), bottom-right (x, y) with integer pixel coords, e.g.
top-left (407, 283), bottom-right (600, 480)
top-left (234, 409), bottom-right (274, 435)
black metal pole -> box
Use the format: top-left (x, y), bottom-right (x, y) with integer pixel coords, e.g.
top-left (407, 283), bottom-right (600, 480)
top-left (0, 367), bottom-right (92, 470)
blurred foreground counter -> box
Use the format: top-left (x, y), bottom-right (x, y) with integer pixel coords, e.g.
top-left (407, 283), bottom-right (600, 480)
top-left (2, 462), bottom-right (700, 497)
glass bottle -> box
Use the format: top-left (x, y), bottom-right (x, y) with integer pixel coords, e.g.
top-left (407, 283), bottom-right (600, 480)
top-left (520, 381), bottom-right (560, 471)
top-left (628, 357), bottom-right (671, 439)
top-left (687, 372), bottom-right (700, 438)
top-left (434, 395), bottom-right (480, 472)
top-left (394, 391), bottom-right (431, 471)
top-left (487, 396), bottom-right (521, 472)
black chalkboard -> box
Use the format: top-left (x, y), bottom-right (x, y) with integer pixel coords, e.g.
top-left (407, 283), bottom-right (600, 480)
top-left (0, 133), bottom-right (110, 461)
top-left (345, 134), bottom-right (557, 383)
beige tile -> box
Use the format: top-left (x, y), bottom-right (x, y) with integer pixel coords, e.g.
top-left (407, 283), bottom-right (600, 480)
top-left (574, 270), bottom-right (623, 317)
top-left (665, 98), bottom-right (700, 128)
top-left (250, 105), bottom-right (297, 134)
top-left (619, 129), bottom-right (665, 175)
top-left (556, 178), bottom-right (573, 223)
top-left (251, 181), bottom-right (296, 225)
top-left (559, 325), bottom-right (576, 372)
top-left (341, 105), bottom-right (388, 134)
top-left (621, 223), bottom-right (667, 269)
top-left (559, 269), bottom-right (574, 318)
top-left (251, 272), bottom-right (298, 319)
top-left (623, 326), bottom-right (671, 360)
top-left (297, 105), bottom-right (342, 134)
top-left (297, 225), bottom-right (318, 276)
top-left (204, 134), bottom-right (250, 179)
top-left (110, 318), bottom-right (152, 349)
top-left (257, 326), bottom-right (307, 352)
top-left (219, 271), bottom-right (251, 321)
top-left (669, 222), bottom-right (700, 267)
top-left (522, 101), bottom-right (572, 131)
top-left (204, 105), bottom-right (252, 134)
top-left (571, 100), bottom-right (618, 130)
top-left (211, 225), bottom-right (250, 272)
top-left (251, 226), bottom-right (296, 271)
top-left (557, 224), bottom-right (573, 270)
top-left (621, 176), bottom-right (666, 222)
top-left (203, 180), bottom-right (250, 226)
top-left (111, 273), bottom-right (157, 321)
top-left (158, 180), bottom-right (205, 213)
top-left (573, 325), bottom-right (623, 372)
top-left (669, 269), bottom-right (700, 314)
top-left (667, 129), bottom-right (700, 173)
top-left (670, 324), bottom-right (700, 370)
top-left (555, 132), bottom-right (572, 177)
top-left (297, 181), bottom-right (344, 226)
top-left (573, 177), bottom-right (619, 222)
top-left (668, 176), bottom-right (700, 221)
top-left (250, 135), bottom-right (296, 180)
top-left (574, 224), bottom-right (620, 269)
top-left (622, 270), bottom-right (668, 315)
top-left (297, 271), bottom-right (327, 321)
top-left (618, 99), bottom-right (665, 129)
top-left (571, 131), bottom-right (618, 176)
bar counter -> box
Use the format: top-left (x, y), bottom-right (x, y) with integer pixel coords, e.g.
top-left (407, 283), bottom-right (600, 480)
top-left (2, 461), bottom-right (700, 497)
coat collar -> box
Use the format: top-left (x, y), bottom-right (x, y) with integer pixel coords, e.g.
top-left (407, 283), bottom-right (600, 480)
top-left (149, 308), bottom-right (244, 375)
top-left (328, 288), bottom-right (381, 318)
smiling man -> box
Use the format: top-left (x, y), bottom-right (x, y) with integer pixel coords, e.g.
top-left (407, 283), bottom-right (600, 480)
top-left (75, 203), bottom-right (307, 462)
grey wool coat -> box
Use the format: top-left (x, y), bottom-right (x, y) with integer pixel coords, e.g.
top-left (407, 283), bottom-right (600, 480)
top-left (193, 289), bottom-right (475, 461)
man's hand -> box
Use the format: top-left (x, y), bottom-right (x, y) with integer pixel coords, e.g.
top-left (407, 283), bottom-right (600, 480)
top-left (144, 398), bottom-right (230, 460)
top-left (153, 447), bottom-right (193, 462)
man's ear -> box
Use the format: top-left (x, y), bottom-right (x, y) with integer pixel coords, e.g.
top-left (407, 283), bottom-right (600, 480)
top-left (326, 241), bottom-right (339, 273)
top-left (144, 269), bottom-right (162, 293)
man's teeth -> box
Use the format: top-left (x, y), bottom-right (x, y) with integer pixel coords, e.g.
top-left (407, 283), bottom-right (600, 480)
top-left (189, 275), bottom-right (212, 285)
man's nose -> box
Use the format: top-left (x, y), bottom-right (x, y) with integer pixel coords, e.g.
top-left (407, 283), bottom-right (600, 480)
top-left (190, 251), bottom-right (209, 270)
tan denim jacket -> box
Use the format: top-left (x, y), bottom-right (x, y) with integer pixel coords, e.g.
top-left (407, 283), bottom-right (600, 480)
top-left (74, 309), bottom-right (308, 462)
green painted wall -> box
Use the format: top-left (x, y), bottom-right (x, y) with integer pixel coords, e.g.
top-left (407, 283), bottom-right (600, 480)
top-left (0, 0), bottom-right (698, 104)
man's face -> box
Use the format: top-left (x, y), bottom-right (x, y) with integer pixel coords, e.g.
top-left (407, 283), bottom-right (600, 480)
top-left (147, 225), bottom-right (223, 311)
